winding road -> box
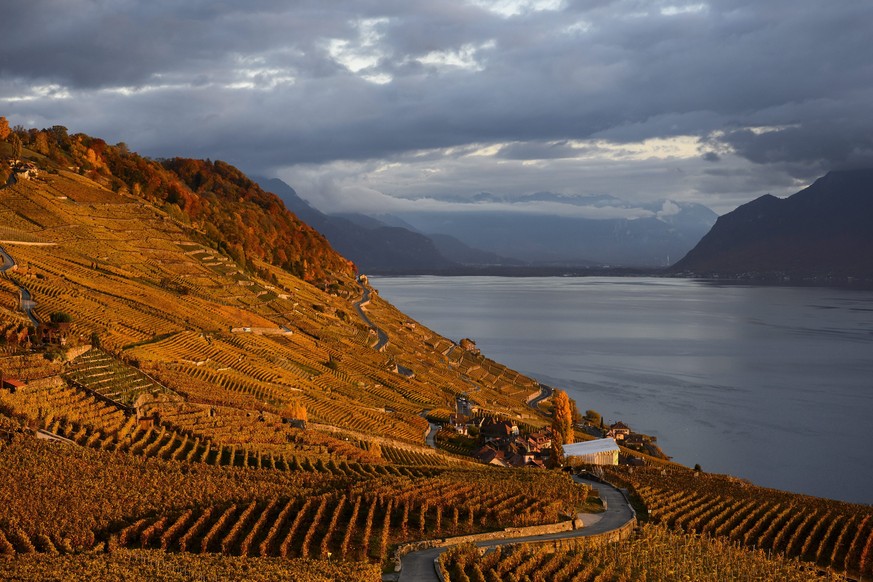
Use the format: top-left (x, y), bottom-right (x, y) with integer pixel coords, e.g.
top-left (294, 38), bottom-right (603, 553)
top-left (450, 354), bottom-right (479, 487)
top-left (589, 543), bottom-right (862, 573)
top-left (397, 476), bottom-right (635, 581)
top-left (528, 383), bottom-right (553, 410)
top-left (18, 286), bottom-right (39, 326)
top-left (424, 423), bottom-right (440, 449)
top-left (354, 281), bottom-right (389, 351)
top-left (0, 244), bottom-right (39, 325)
top-left (0, 244), bottom-right (15, 272)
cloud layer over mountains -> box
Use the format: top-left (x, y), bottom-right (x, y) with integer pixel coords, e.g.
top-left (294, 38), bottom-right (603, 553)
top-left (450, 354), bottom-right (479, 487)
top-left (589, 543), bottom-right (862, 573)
top-left (3, 0), bottom-right (871, 215)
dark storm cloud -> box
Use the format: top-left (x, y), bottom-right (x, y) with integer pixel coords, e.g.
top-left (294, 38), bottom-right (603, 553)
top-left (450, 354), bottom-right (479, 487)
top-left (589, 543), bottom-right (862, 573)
top-left (497, 141), bottom-right (584, 160)
top-left (2, 0), bottom-right (872, 210)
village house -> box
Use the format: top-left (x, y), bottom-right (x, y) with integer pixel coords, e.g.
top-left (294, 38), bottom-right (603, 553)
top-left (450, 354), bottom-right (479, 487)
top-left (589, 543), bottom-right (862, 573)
top-left (11, 161), bottom-right (39, 180)
top-left (1, 378), bottom-right (26, 394)
top-left (479, 417), bottom-right (518, 442)
top-left (448, 413), bottom-right (469, 436)
top-left (474, 444), bottom-right (509, 467)
top-left (624, 433), bottom-right (647, 447)
top-left (607, 421), bottom-right (631, 441)
top-left (459, 338), bottom-right (480, 355)
top-left (36, 321), bottom-right (71, 346)
top-left (471, 419), bottom-right (554, 468)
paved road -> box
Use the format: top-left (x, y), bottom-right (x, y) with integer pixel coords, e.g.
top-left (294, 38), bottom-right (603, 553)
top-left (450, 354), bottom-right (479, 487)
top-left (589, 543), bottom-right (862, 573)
top-left (419, 411), bottom-right (441, 450)
top-left (528, 383), bottom-right (553, 410)
top-left (354, 282), bottom-right (389, 351)
top-left (0, 244), bottom-right (15, 272)
top-left (398, 476), bottom-right (634, 581)
top-left (19, 286), bottom-right (39, 325)
top-left (424, 422), bottom-right (440, 449)
top-left (0, 244), bottom-right (39, 325)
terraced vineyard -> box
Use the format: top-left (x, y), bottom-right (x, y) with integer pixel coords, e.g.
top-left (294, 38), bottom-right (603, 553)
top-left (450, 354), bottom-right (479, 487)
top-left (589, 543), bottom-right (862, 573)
top-left (0, 432), bottom-right (587, 562)
top-left (0, 370), bottom-right (440, 472)
top-left (114, 469), bottom-right (586, 561)
top-left (65, 348), bottom-right (176, 407)
top-left (604, 466), bottom-right (873, 578)
top-left (439, 523), bottom-right (849, 581)
top-left (0, 550), bottom-right (383, 582)
top-left (0, 167), bottom-right (545, 446)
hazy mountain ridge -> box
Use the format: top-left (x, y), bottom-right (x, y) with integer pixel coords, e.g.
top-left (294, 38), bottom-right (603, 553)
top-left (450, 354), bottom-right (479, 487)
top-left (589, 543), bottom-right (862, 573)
top-left (333, 212), bottom-right (523, 267)
top-left (263, 176), bottom-right (717, 269)
top-left (390, 199), bottom-right (717, 267)
top-left (673, 169), bottom-right (873, 279)
top-left (254, 177), bottom-right (457, 273)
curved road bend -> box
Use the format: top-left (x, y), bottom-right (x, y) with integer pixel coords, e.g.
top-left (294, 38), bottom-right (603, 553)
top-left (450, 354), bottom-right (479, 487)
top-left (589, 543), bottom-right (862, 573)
top-left (0, 244), bottom-right (38, 325)
top-left (354, 282), bottom-right (389, 351)
top-left (0, 244), bottom-right (15, 272)
top-left (418, 411), bottom-right (441, 450)
top-left (425, 422), bottom-right (440, 450)
top-left (528, 383), bottom-right (553, 411)
top-left (398, 477), bottom-right (635, 582)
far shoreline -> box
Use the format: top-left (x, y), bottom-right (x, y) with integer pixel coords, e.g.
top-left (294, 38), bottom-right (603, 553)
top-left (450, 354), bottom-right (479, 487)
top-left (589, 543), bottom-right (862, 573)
top-left (368, 267), bottom-right (873, 289)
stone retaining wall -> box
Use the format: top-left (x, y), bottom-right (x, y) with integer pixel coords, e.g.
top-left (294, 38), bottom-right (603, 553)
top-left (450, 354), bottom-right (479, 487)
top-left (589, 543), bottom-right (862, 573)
top-left (392, 518), bottom-right (579, 572)
top-left (432, 517), bottom-right (638, 580)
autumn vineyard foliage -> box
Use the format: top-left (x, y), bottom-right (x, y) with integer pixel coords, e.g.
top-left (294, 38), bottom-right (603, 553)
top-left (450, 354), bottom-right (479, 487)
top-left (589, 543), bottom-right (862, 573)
top-left (439, 523), bottom-right (849, 582)
top-left (1, 123), bottom-right (870, 579)
top-left (0, 432), bottom-right (585, 568)
top-left (0, 549), bottom-right (382, 582)
top-left (113, 469), bottom-right (584, 561)
top-left (603, 465), bottom-right (873, 579)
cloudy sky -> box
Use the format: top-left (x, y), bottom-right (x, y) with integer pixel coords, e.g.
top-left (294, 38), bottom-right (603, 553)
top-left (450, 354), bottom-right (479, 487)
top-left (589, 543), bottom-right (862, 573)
top-left (2, 0), bottom-right (871, 215)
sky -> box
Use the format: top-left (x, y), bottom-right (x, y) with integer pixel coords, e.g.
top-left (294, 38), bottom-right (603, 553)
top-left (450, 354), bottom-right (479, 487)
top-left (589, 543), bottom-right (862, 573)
top-left (2, 0), bottom-right (872, 216)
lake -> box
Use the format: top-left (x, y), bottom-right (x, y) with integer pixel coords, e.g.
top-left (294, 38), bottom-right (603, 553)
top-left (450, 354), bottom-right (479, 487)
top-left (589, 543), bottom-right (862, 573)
top-left (372, 276), bottom-right (873, 505)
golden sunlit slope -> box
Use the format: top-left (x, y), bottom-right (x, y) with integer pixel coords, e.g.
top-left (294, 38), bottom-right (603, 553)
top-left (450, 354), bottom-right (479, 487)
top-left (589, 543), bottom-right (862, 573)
top-left (0, 141), bottom-right (595, 575)
top-left (0, 148), bottom-right (547, 448)
top-left (1, 126), bottom-right (867, 580)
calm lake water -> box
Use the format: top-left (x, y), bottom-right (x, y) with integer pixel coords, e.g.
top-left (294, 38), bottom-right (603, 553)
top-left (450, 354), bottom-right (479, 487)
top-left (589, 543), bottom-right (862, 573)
top-left (372, 276), bottom-right (873, 505)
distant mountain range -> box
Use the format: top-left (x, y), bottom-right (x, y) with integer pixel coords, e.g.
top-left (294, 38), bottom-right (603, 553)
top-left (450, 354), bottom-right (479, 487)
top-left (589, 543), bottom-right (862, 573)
top-left (672, 169), bottom-right (873, 279)
top-left (254, 177), bottom-right (455, 272)
top-left (388, 199), bottom-right (716, 267)
top-left (256, 177), bottom-right (717, 273)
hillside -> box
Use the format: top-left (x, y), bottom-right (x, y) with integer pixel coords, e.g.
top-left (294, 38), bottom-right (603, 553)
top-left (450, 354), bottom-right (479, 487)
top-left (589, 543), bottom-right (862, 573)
top-left (0, 137), bottom-right (553, 441)
top-left (673, 169), bottom-right (873, 280)
top-left (0, 130), bottom-right (594, 575)
top-left (1, 125), bottom-right (353, 284)
top-left (0, 125), bottom-right (868, 580)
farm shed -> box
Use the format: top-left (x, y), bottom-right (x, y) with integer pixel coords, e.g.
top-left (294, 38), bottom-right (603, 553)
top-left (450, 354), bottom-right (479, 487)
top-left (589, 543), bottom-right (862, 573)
top-left (563, 438), bottom-right (620, 466)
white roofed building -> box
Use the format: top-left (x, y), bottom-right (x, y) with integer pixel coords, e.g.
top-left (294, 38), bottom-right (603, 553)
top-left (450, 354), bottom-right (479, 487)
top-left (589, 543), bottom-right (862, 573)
top-left (563, 438), bottom-right (620, 466)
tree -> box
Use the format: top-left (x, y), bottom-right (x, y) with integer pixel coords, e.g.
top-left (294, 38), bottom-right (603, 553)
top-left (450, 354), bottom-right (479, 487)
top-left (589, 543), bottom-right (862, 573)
top-left (584, 409), bottom-right (602, 426)
top-left (11, 133), bottom-right (22, 162)
top-left (568, 396), bottom-right (582, 424)
top-left (283, 400), bottom-right (307, 422)
top-left (552, 389), bottom-right (574, 444)
top-left (548, 430), bottom-right (564, 469)
top-left (0, 116), bottom-right (10, 141)
top-left (49, 312), bottom-right (73, 323)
